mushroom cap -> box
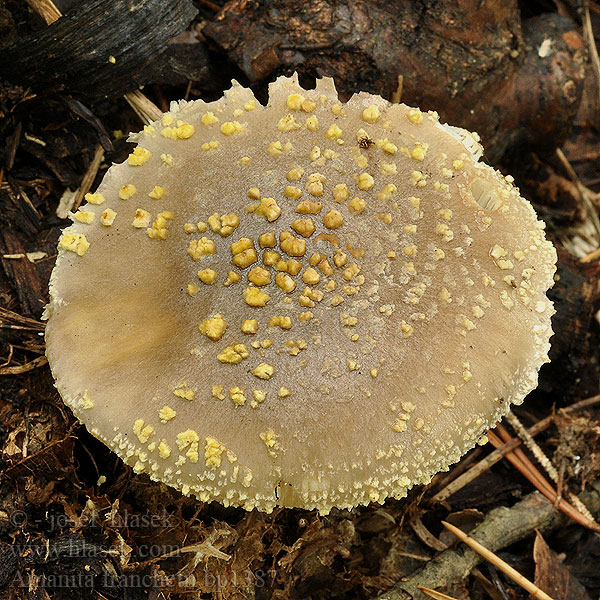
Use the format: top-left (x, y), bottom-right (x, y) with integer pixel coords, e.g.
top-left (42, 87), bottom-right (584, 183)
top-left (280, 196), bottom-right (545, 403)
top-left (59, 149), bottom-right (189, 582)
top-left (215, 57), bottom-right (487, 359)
top-left (45, 75), bottom-right (556, 514)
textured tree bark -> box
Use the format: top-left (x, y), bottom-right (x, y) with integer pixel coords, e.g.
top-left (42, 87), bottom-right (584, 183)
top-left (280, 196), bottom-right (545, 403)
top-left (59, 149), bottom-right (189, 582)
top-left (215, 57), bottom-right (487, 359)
top-left (204, 0), bottom-right (587, 161)
top-left (0, 0), bottom-right (199, 100)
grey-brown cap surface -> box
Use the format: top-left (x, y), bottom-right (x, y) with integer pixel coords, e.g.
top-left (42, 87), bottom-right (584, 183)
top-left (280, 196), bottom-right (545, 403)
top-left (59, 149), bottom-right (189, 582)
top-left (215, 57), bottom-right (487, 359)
top-left (45, 75), bottom-right (557, 514)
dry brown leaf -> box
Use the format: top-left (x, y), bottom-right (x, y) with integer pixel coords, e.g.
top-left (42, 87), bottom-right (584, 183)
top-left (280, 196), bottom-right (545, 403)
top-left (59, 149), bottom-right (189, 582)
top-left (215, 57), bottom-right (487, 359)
top-left (533, 530), bottom-right (592, 600)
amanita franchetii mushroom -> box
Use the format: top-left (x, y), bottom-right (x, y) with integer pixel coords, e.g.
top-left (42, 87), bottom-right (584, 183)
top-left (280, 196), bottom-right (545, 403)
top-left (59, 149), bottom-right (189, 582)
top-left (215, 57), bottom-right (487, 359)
top-left (45, 74), bottom-right (557, 514)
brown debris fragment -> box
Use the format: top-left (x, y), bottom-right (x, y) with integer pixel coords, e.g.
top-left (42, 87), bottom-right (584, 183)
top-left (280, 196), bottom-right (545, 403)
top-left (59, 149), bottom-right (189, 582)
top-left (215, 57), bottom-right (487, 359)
top-left (533, 531), bottom-right (592, 600)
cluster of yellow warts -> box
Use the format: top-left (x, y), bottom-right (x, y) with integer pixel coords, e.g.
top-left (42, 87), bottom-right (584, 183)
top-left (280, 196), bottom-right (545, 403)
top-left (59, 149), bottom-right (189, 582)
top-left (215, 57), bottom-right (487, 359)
top-left (62, 87), bottom-right (550, 480)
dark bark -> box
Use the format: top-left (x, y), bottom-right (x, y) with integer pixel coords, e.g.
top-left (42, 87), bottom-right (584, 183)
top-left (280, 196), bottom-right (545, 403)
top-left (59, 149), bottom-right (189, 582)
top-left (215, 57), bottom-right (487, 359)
top-left (0, 0), bottom-right (198, 100)
top-left (205, 0), bottom-right (587, 160)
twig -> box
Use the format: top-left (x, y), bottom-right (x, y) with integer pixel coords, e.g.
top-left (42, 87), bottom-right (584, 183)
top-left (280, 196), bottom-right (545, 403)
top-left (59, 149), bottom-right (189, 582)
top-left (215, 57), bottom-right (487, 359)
top-left (72, 144), bottom-right (105, 211)
top-left (409, 521), bottom-right (498, 600)
top-left (440, 521), bottom-right (555, 600)
top-left (431, 446), bottom-right (485, 494)
top-left (394, 551), bottom-right (431, 562)
top-left (488, 428), bottom-right (600, 533)
top-left (562, 394), bottom-right (600, 412)
top-left (431, 395), bottom-right (600, 503)
top-left (430, 437), bottom-right (522, 504)
top-left (378, 488), bottom-right (599, 600)
top-left (0, 355), bottom-right (48, 376)
top-left (197, 0), bottom-right (221, 12)
top-left (583, 1), bottom-right (600, 107)
top-left (0, 307), bottom-right (45, 331)
top-left (391, 75), bottom-right (404, 104)
top-left (505, 412), bottom-right (598, 523)
top-left (124, 90), bottom-right (163, 125)
top-left (0, 345), bottom-right (14, 368)
top-left (417, 587), bottom-right (459, 600)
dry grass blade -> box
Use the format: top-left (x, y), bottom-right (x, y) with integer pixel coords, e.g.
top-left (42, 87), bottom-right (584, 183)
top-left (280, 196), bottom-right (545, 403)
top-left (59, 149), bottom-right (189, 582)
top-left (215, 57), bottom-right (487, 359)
top-left (441, 521), bottom-right (555, 600)
top-left (417, 586), bottom-right (460, 600)
top-left (555, 147), bottom-right (600, 256)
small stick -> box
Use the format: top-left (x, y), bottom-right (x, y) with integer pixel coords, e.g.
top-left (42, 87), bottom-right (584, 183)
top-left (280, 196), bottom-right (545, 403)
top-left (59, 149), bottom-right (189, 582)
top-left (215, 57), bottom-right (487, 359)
top-left (441, 521), bottom-right (555, 600)
top-left (566, 394), bottom-right (600, 411)
top-left (580, 247), bottom-right (600, 263)
top-left (583, 1), bottom-right (600, 107)
top-left (391, 75), bottom-right (404, 104)
top-left (0, 355), bottom-right (48, 376)
top-left (197, 0), bottom-right (221, 12)
top-left (124, 90), bottom-right (163, 124)
top-left (506, 412), bottom-right (598, 522)
top-left (72, 144), bottom-right (104, 211)
top-left (417, 587), bottom-right (460, 600)
top-left (0, 345), bottom-right (14, 368)
top-left (431, 395), bottom-right (600, 503)
top-left (0, 307), bottom-right (45, 331)
top-left (488, 430), bottom-right (600, 533)
top-left (432, 437), bottom-right (526, 503)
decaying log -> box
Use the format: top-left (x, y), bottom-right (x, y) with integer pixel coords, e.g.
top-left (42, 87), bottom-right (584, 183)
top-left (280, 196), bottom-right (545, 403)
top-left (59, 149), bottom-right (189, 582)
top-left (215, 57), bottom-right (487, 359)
top-left (205, 0), bottom-right (587, 161)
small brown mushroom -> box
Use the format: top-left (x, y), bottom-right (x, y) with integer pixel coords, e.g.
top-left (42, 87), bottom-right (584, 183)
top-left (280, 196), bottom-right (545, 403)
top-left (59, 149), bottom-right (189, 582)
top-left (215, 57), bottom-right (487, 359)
top-left (45, 75), bottom-right (557, 514)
